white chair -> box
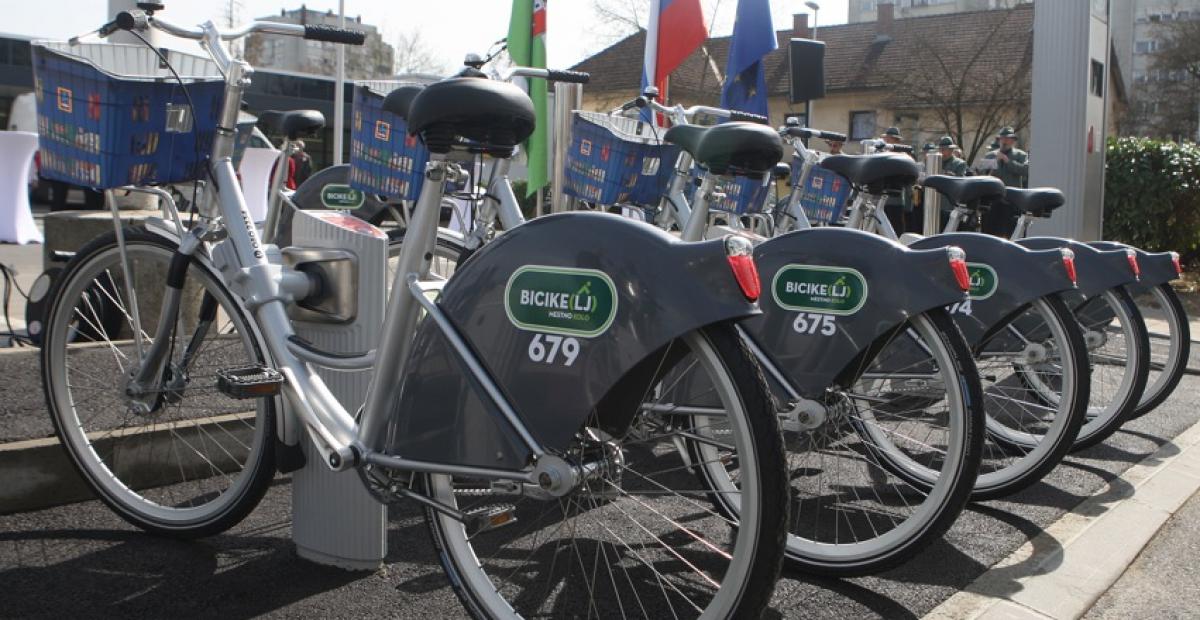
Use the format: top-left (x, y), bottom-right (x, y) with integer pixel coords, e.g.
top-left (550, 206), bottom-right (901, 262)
top-left (238, 147), bottom-right (279, 223)
top-left (0, 132), bottom-right (45, 244)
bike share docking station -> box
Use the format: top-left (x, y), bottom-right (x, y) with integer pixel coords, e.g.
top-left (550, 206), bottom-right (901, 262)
top-left (281, 79), bottom-right (584, 570)
top-left (287, 207), bottom-right (389, 570)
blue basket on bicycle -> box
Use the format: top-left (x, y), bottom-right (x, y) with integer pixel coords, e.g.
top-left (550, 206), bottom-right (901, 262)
top-left (348, 82), bottom-right (430, 201)
top-left (685, 165), bottom-right (770, 216)
top-left (30, 41), bottom-right (226, 189)
top-left (563, 111), bottom-right (679, 207)
top-left (792, 157), bottom-right (853, 225)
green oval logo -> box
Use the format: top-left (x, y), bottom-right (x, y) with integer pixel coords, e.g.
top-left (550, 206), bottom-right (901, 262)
top-left (771, 265), bottom-right (869, 316)
top-left (967, 263), bottom-right (999, 300)
top-left (504, 266), bottom-right (618, 338)
top-left (320, 184), bottom-right (366, 210)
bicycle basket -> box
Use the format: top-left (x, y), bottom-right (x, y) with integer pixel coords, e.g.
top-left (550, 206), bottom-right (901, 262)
top-left (687, 166), bottom-right (771, 216)
top-left (30, 41), bottom-right (225, 189)
top-left (348, 82), bottom-right (431, 201)
top-left (563, 111), bottom-right (679, 207)
top-left (793, 157), bottom-right (852, 225)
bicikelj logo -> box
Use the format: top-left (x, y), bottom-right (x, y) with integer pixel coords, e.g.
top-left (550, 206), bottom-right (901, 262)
top-left (505, 266), bottom-right (618, 338)
top-left (966, 263), bottom-right (999, 300)
top-left (772, 264), bottom-right (869, 315)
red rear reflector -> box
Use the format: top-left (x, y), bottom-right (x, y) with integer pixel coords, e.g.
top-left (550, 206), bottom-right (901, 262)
top-left (1060, 249), bottom-right (1077, 285)
top-left (947, 247), bottom-right (970, 292)
top-left (725, 236), bottom-right (761, 302)
top-left (1125, 249), bottom-right (1141, 279)
top-left (1171, 251), bottom-right (1183, 275)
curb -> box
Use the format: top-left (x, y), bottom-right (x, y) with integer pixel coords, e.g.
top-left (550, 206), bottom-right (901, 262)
top-left (0, 411), bottom-right (255, 515)
top-left (924, 416), bottom-right (1200, 620)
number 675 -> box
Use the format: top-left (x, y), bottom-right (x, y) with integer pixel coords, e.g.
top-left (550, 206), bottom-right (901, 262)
top-left (793, 313), bottom-right (837, 336)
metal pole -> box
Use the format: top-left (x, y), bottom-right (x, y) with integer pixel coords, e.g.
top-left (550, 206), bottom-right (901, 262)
top-left (333, 0), bottom-right (346, 165)
top-left (806, 3), bottom-right (820, 126)
top-left (551, 81), bottom-right (582, 213)
top-left (922, 151), bottom-right (942, 236)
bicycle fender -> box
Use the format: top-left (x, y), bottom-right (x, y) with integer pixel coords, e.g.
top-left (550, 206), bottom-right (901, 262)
top-left (1016, 237), bottom-right (1140, 296)
top-left (1088, 241), bottom-right (1180, 289)
top-left (387, 211), bottom-right (761, 470)
top-left (741, 228), bottom-right (967, 398)
top-left (910, 233), bottom-right (1076, 347)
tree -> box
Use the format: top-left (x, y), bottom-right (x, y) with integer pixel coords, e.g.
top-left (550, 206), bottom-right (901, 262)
top-left (1133, 16), bottom-right (1200, 140)
top-left (885, 7), bottom-right (1032, 163)
top-left (394, 29), bottom-right (448, 76)
top-left (591, 0), bottom-right (650, 43)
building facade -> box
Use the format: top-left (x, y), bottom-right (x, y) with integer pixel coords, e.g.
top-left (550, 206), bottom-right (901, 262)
top-left (244, 6), bottom-right (394, 80)
top-left (574, 3), bottom-right (1037, 165)
top-left (848, 0), bottom-right (1030, 23)
top-left (1110, 0), bottom-right (1200, 139)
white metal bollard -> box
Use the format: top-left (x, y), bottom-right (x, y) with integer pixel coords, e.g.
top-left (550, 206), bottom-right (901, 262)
top-left (923, 152), bottom-right (942, 236)
top-left (289, 207), bottom-right (388, 570)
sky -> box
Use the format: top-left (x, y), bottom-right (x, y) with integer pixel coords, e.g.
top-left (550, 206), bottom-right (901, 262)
top-left (0, 0), bottom-right (850, 72)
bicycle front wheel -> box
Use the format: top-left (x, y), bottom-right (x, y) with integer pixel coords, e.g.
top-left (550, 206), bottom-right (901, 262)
top-left (424, 324), bottom-right (788, 619)
top-left (41, 228), bottom-right (276, 538)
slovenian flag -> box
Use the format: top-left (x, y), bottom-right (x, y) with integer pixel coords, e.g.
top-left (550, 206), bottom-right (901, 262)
top-left (642, 0), bottom-right (707, 120)
top-left (721, 0), bottom-right (777, 116)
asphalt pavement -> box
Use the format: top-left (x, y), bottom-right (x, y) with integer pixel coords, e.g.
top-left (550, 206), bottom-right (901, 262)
top-left (0, 365), bottom-right (1196, 618)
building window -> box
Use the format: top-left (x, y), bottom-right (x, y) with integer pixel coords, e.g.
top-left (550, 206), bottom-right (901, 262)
top-left (849, 111), bottom-right (876, 141)
top-left (1090, 60), bottom-right (1104, 97)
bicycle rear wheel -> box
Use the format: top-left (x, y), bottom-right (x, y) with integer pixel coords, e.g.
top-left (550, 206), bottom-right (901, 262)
top-left (1068, 287), bottom-right (1150, 450)
top-left (40, 228), bottom-right (276, 538)
top-left (971, 294), bottom-right (1089, 499)
top-left (1128, 283), bottom-right (1190, 418)
top-left (757, 309), bottom-right (984, 576)
top-left (424, 325), bottom-right (788, 618)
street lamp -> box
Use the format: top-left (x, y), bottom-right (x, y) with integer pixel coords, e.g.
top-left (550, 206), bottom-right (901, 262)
top-left (804, 1), bottom-right (821, 128)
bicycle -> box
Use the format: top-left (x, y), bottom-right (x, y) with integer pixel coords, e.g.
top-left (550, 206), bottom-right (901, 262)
top-left (939, 186), bottom-right (1154, 449)
top-left (37, 8), bottom-right (790, 618)
top-left (775, 128), bottom-right (1092, 498)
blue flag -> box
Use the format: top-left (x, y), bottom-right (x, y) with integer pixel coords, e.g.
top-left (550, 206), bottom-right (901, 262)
top-left (721, 0), bottom-right (778, 116)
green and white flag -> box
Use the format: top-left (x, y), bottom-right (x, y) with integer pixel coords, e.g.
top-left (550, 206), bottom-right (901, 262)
top-left (508, 0), bottom-right (548, 197)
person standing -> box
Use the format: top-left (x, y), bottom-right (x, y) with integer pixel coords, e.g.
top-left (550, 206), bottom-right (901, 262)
top-left (291, 140), bottom-right (314, 187)
top-left (980, 126), bottom-right (1029, 235)
top-left (879, 127), bottom-right (916, 233)
top-left (938, 136), bottom-right (970, 177)
top-left (982, 126), bottom-right (1029, 187)
top-left (826, 136), bottom-right (845, 155)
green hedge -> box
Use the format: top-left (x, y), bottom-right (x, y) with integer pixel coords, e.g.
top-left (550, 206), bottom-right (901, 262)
top-left (1105, 137), bottom-right (1200, 259)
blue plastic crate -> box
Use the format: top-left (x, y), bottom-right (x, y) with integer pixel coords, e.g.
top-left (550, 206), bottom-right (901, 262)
top-left (348, 82), bottom-right (430, 201)
top-left (31, 41), bottom-right (225, 189)
top-left (793, 156), bottom-right (853, 225)
top-left (563, 111), bottom-right (679, 207)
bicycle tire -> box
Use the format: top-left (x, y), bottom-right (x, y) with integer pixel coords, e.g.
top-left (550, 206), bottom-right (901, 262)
top-left (1070, 286), bottom-right (1150, 450)
top-left (423, 324), bottom-right (789, 619)
top-left (972, 294), bottom-right (1089, 499)
top-left (1130, 283), bottom-right (1190, 418)
top-left (41, 227), bottom-right (276, 538)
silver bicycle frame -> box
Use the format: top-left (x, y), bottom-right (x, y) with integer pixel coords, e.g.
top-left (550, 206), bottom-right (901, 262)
top-left (119, 17), bottom-right (548, 486)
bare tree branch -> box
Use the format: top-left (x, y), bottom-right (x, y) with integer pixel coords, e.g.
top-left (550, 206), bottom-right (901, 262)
top-left (394, 29), bottom-right (447, 76)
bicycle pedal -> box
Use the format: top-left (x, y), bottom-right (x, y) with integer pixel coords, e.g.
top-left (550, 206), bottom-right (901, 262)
top-left (217, 366), bottom-right (286, 399)
top-left (464, 504), bottom-right (517, 536)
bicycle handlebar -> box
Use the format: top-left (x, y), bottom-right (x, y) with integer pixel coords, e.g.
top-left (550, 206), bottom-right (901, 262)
top-left (99, 10), bottom-right (363, 45)
top-left (783, 127), bottom-right (847, 142)
top-left (609, 97), bottom-right (769, 125)
top-left (302, 24), bottom-right (367, 45)
top-left (502, 67), bottom-right (591, 84)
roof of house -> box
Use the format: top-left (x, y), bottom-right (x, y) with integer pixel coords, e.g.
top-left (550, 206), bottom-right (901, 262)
top-left (572, 4), bottom-right (1034, 105)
